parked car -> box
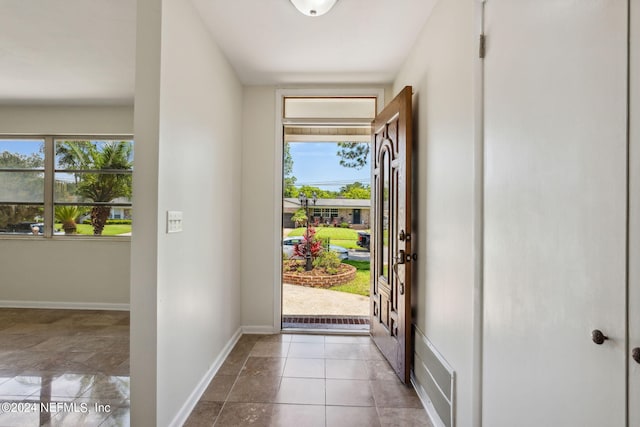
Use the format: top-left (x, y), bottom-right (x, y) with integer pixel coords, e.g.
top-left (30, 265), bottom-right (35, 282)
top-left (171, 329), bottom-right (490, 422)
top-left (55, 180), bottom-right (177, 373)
top-left (283, 236), bottom-right (348, 260)
top-left (357, 231), bottom-right (370, 251)
top-left (4, 222), bottom-right (45, 234)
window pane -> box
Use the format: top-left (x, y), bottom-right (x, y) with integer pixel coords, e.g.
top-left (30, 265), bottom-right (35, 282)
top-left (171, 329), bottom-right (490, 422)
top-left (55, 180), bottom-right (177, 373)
top-left (0, 139), bottom-right (45, 169)
top-left (0, 204), bottom-right (44, 235)
top-left (0, 171), bottom-right (45, 203)
top-left (284, 97), bottom-right (377, 119)
top-left (54, 172), bottom-right (132, 204)
top-left (54, 205), bottom-right (131, 236)
top-left (54, 139), bottom-right (133, 236)
top-left (55, 139), bottom-right (134, 169)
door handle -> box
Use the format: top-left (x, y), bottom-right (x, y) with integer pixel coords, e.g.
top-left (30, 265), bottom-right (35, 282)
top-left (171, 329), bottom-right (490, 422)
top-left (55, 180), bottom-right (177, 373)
top-left (633, 348), bottom-right (640, 364)
top-left (393, 251), bottom-right (405, 295)
top-left (592, 329), bottom-right (609, 345)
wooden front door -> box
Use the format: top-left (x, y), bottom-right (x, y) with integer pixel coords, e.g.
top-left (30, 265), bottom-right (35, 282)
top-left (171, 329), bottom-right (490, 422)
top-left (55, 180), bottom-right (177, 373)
top-left (370, 86), bottom-right (413, 384)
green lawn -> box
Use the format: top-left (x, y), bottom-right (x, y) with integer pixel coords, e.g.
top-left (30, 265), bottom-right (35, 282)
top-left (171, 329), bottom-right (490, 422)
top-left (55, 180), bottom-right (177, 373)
top-left (288, 227), bottom-right (368, 250)
top-left (330, 260), bottom-right (370, 296)
top-left (56, 224), bottom-right (132, 236)
top-left (288, 227), bottom-right (358, 240)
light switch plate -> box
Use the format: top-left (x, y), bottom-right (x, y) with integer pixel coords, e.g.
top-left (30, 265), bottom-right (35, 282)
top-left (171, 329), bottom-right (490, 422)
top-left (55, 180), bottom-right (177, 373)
top-left (167, 211), bottom-right (183, 233)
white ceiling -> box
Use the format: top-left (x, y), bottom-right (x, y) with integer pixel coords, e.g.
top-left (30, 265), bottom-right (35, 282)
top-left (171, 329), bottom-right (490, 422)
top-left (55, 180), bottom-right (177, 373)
top-left (0, 0), bottom-right (435, 106)
top-left (192, 0), bottom-right (436, 85)
top-left (0, 0), bottom-right (136, 106)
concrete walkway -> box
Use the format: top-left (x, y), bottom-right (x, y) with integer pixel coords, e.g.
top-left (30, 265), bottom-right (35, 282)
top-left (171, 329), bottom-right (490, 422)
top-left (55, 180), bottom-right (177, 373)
top-left (282, 283), bottom-right (368, 316)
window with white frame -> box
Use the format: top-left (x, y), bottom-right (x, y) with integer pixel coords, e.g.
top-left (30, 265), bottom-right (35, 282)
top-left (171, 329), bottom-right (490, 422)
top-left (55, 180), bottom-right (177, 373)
top-left (0, 136), bottom-right (133, 237)
top-left (312, 208), bottom-right (338, 219)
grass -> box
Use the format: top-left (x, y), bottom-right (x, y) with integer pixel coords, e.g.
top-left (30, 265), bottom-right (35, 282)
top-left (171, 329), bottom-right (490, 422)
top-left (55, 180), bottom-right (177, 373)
top-left (329, 260), bottom-right (371, 296)
top-left (288, 227), bottom-right (359, 240)
top-left (287, 227), bottom-right (370, 250)
top-left (56, 224), bottom-right (132, 236)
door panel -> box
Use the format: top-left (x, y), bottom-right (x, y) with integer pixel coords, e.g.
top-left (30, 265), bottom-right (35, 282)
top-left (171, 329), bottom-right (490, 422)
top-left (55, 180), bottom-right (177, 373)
top-left (483, 2), bottom-right (627, 426)
top-left (370, 86), bottom-right (413, 384)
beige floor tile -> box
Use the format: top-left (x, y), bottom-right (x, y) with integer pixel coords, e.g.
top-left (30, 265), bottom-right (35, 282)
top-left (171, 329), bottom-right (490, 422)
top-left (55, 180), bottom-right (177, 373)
top-left (270, 403), bottom-right (325, 427)
top-left (287, 342), bottom-right (325, 358)
top-left (240, 357), bottom-right (286, 377)
top-left (200, 375), bottom-right (236, 402)
top-left (370, 379), bottom-right (423, 408)
top-left (273, 377), bottom-right (325, 405)
top-left (226, 375), bottom-right (281, 403)
top-left (325, 359), bottom-right (369, 380)
top-left (325, 343), bottom-right (364, 360)
top-left (282, 357), bottom-right (325, 378)
top-left (250, 341), bottom-right (290, 357)
top-left (213, 402), bottom-right (273, 427)
top-left (183, 401), bottom-right (222, 427)
top-left (326, 379), bottom-right (375, 407)
top-left (378, 407), bottom-right (434, 427)
top-left (325, 405), bottom-right (381, 427)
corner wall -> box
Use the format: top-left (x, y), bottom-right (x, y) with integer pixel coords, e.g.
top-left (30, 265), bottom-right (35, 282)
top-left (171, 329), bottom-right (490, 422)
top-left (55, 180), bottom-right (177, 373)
top-left (0, 105), bottom-right (133, 308)
top-left (392, 0), bottom-right (476, 425)
top-left (132, 0), bottom-right (244, 425)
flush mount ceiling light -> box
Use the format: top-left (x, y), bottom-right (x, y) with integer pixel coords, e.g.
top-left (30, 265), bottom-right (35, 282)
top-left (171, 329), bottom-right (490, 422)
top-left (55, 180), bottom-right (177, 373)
top-left (289, 0), bottom-right (339, 17)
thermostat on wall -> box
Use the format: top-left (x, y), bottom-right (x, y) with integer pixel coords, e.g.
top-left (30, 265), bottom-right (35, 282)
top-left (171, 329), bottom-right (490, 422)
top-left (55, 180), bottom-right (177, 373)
top-left (166, 211), bottom-right (183, 233)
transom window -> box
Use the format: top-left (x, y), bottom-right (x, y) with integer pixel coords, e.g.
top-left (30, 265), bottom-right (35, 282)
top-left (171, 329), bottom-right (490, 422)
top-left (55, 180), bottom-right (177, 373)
top-left (0, 136), bottom-right (133, 237)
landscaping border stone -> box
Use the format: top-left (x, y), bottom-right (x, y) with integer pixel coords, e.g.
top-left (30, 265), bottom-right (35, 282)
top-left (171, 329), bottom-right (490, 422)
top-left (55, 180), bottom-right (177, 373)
top-left (283, 264), bottom-right (357, 288)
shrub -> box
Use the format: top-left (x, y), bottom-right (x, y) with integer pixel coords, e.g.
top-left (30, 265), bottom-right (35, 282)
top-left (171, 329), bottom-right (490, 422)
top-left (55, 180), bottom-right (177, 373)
top-left (340, 222), bottom-right (350, 228)
top-left (313, 251), bottom-right (341, 275)
top-left (83, 219), bottom-right (132, 225)
top-left (293, 227), bottom-right (323, 260)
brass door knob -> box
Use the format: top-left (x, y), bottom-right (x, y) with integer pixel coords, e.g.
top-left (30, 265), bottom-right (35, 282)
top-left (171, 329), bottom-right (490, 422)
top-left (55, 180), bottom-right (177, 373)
top-left (592, 329), bottom-right (609, 345)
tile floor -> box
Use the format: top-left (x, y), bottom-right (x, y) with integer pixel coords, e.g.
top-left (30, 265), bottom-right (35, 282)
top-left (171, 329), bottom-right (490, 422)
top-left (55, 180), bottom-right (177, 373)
top-left (0, 309), bottom-right (431, 427)
top-left (0, 308), bottom-right (130, 426)
top-left (184, 334), bottom-right (432, 427)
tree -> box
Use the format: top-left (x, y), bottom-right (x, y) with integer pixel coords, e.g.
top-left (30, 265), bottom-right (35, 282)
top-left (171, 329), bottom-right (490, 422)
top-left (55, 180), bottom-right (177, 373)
top-left (0, 151), bottom-right (45, 228)
top-left (291, 208), bottom-right (307, 228)
top-left (339, 182), bottom-right (371, 199)
top-left (57, 141), bottom-right (133, 235)
top-left (336, 142), bottom-right (369, 170)
top-left (297, 186), bottom-right (336, 199)
top-left (283, 143), bottom-right (298, 197)
top-left (55, 205), bottom-right (82, 234)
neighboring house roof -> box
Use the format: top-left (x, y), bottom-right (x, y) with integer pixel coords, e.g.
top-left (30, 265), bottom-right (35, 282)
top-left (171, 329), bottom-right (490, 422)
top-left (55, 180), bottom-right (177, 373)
top-left (283, 198), bottom-right (370, 210)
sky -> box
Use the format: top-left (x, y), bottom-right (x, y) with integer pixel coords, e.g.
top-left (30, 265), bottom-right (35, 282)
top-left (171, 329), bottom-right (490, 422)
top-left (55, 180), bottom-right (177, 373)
top-left (287, 142), bottom-right (370, 191)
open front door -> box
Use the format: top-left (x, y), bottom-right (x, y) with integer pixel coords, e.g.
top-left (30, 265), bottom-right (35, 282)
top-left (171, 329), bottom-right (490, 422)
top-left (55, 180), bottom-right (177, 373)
top-left (370, 86), bottom-right (413, 384)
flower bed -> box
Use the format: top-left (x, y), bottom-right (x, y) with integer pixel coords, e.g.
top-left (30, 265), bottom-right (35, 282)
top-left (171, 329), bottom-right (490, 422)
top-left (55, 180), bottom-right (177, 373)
top-left (282, 260), bottom-right (357, 288)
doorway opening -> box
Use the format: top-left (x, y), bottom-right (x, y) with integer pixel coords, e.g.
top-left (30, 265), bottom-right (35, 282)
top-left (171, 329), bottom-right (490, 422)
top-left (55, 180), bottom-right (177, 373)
top-left (276, 92), bottom-right (383, 332)
top-left (281, 136), bottom-right (372, 331)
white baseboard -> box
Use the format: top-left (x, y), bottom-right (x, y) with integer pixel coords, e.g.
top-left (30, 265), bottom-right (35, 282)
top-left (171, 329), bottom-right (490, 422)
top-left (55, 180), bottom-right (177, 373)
top-left (168, 327), bottom-right (243, 427)
top-left (242, 325), bottom-right (277, 334)
top-left (0, 300), bottom-right (130, 311)
top-left (411, 371), bottom-right (447, 427)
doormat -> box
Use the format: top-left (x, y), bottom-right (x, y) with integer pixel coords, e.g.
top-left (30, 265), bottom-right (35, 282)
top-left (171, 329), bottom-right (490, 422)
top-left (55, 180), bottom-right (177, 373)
top-left (282, 315), bottom-right (369, 330)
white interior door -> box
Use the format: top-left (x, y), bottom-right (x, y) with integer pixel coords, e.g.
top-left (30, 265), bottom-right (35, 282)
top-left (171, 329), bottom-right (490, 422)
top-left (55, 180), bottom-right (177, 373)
top-left (483, 2), bottom-right (628, 426)
top-left (630, 1), bottom-right (640, 425)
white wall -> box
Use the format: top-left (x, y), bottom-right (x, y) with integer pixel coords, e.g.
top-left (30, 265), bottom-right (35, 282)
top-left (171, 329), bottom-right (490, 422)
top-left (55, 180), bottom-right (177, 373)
top-left (392, 0), bottom-right (475, 425)
top-left (0, 105), bottom-right (132, 307)
top-left (132, 0), bottom-right (243, 425)
top-left (241, 86), bottom-right (278, 328)
top-left (630, 2), bottom-right (640, 425)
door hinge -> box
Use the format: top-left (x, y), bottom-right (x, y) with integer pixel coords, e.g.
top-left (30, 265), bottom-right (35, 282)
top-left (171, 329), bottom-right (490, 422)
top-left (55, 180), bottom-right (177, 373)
top-left (479, 34), bottom-right (486, 59)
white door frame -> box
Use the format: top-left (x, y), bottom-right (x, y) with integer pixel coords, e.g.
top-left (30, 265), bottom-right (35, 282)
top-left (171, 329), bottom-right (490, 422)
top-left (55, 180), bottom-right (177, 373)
top-left (272, 87), bottom-right (385, 331)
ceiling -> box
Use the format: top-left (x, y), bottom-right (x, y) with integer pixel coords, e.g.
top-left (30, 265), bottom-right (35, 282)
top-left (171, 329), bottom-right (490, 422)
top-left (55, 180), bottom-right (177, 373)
top-left (0, 0), bottom-right (435, 106)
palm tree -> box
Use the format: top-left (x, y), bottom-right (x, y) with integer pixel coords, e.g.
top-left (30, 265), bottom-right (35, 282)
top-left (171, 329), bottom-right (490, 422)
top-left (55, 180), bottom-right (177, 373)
top-left (57, 140), bottom-right (133, 235)
top-left (54, 205), bottom-right (82, 234)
